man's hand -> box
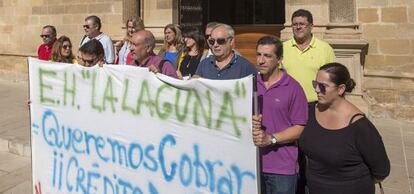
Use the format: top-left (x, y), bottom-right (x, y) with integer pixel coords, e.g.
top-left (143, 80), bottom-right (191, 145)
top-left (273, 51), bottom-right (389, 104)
top-left (148, 65), bottom-right (160, 74)
top-left (252, 115), bottom-right (272, 147)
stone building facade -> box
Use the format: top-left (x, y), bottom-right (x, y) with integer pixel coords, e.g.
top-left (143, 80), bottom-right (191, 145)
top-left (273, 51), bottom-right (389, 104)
top-left (0, 0), bottom-right (412, 121)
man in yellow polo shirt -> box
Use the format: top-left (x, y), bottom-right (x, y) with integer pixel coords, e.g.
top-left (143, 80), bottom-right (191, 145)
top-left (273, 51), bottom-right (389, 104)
top-left (283, 9), bottom-right (335, 102)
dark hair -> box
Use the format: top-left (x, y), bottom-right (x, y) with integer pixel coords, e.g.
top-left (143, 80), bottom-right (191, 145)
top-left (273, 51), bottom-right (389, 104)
top-left (291, 9), bottom-right (313, 24)
top-left (79, 39), bottom-right (105, 60)
top-left (85, 15), bottom-right (102, 31)
top-left (50, 36), bottom-right (75, 63)
top-left (320, 62), bottom-right (356, 95)
top-left (43, 25), bottom-right (57, 36)
top-left (183, 28), bottom-right (205, 56)
top-left (256, 35), bottom-right (283, 58)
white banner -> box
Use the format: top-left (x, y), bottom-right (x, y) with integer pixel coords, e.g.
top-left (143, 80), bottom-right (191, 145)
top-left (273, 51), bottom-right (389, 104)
top-left (28, 58), bottom-right (257, 194)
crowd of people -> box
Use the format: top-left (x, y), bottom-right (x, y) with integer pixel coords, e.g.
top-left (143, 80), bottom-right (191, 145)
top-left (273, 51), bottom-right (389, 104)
top-left (36, 8), bottom-right (390, 194)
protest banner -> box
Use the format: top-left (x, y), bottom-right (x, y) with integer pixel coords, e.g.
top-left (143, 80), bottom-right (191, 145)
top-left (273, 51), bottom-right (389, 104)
top-left (28, 58), bottom-right (258, 194)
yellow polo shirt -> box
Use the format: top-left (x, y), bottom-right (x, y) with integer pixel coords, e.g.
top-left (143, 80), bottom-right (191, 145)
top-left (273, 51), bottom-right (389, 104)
top-left (282, 36), bottom-right (335, 102)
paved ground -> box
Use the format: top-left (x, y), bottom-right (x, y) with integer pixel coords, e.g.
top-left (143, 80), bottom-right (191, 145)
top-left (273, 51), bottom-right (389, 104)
top-left (0, 77), bottom-right (413, 194)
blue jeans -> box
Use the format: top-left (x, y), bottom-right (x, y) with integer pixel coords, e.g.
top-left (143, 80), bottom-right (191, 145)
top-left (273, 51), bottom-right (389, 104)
top-left (261, 173), bottom-right (298, 194)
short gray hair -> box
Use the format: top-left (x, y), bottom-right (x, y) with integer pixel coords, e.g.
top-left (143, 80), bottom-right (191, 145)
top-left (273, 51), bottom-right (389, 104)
top-left (212, 23), bottom-right (234, 38)
top-left (142, 30), bottom-right (155, 49)
top-left (206, 22), bottom-right (220, 29)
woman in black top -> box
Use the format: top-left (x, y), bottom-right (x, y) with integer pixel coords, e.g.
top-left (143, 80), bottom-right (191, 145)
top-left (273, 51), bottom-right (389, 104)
top-left (298, 63), bottom-right (390, 194)
top-left (176, 28), bottom-right (206, 79)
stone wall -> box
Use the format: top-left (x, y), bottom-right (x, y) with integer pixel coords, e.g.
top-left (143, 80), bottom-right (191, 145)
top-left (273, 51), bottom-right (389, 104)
top-left (357, 0), bottom-right (414, 121)
top-left (0, 0), bottom-right (124, 73)
top-left (282, 0), bottom-right (414, 122)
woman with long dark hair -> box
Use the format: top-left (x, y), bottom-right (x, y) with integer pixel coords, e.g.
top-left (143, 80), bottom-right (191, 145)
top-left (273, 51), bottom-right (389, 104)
top-left (50, 36), bottom-right (76, 64)
top-left (176, 28), bottom-right (206, 79)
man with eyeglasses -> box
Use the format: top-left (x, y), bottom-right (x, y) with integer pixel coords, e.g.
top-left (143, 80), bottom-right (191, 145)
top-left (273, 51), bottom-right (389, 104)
top-left (201, 22), bottom-right (241, 61)
top-left (282, 9), bottom-right (336, 194)
top-left (80, 15), bottom-right (115, 64)
top-left (129, 30), bottom-right (178, 78)
top-left (38, 25), bottom-right (57, 60)
top-left (77, 39), bottom-right (105, 67)
top-left (283, 9), bottom-right (335, 103)
top-left (252, 35), bottom-right (308, 194)
top-left (194, 23), bottom-right (256, 80)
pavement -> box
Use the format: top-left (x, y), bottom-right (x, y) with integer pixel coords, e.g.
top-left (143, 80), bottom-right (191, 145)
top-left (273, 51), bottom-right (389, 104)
top-left (0, 76), bottom-right (413, 194)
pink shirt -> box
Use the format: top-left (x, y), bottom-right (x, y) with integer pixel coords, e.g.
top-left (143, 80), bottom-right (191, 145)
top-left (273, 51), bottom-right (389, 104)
top-left (131, 53), bottom-right (178, 79)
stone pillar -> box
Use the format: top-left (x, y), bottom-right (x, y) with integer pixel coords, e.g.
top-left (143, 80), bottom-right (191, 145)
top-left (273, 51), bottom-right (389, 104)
top-left (329, 0), bottom-right (355, 23)
top-left (326, 0), bottom-right (369, 113)
top-left (123, 0), bottom-right (140, 23)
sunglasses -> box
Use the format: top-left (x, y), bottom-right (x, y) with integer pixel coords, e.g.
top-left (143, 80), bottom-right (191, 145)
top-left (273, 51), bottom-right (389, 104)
top-left (205, 34), bottom-right (211, 39)
top-left (312, 80), bottom-right (335, 93)
top-left (40, 35), bottom-right (51, 38)
top-left (207, 37), bottom-right (231, 46)
top-left (62, 45), bottom-right (72, 49)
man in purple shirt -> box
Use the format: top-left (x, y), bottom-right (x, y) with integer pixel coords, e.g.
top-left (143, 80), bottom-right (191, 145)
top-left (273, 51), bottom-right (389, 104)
top-left (129, 30), bottom-right (178, 78)
top-left (252, 36), bottom-right (308, 194)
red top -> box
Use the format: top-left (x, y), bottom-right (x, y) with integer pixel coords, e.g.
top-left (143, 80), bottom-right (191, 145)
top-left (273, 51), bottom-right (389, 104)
top-left (126, 52), bottom-right (134, 65)
top-left (37, 40), bottom-right (55, 60)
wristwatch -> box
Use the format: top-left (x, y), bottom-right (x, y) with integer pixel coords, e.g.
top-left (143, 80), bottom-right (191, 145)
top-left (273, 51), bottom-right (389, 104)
top-left (270, 134), bottom-right (277, 145)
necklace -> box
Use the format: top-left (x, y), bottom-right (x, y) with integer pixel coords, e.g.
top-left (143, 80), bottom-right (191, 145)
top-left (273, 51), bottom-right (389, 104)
top-left (186, 55), bottom-right (196, 68)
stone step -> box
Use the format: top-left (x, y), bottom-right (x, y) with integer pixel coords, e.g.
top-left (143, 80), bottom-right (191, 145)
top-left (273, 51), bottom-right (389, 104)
top-left (0, 137), bottom-right (31, 158)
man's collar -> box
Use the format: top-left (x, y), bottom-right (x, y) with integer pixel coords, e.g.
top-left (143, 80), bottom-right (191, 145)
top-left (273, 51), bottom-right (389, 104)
top-left (88, 32), bottom-right (103, 39)
top-left (135, 52), bottom-right (156, 67)
top-left (291, 34), bottom-right (316, 48)
top-left (45, 38), bottom-right (57, 47)
top-left (257, 69), bottom-right (289, 88)
top-left (210, 51), bottom-right (237, 64)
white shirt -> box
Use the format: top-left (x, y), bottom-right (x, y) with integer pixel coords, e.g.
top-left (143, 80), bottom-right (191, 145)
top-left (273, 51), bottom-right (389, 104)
top-left (80, 32), bottom-right (115, 64)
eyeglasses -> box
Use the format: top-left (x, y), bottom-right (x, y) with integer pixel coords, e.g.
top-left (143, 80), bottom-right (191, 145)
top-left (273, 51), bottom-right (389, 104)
top-left (40, 35), bottom-right (51, 39)
top-left (292, 22), bottom-right (310, 28)
top-left (62, 45), bottom-right (72, 49)
top-left (312, 80), bottom-right (336, 93)
top-left (207, 37), bottom-right (232, 46)
top-left (77, 55), bottom-right (101, 67)
top-left (83, 25), bottom-right (91, 29)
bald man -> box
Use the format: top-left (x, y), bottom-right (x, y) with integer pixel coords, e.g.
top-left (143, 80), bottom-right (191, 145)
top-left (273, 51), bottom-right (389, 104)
top-left (129, 30), bottom-right (177, 78)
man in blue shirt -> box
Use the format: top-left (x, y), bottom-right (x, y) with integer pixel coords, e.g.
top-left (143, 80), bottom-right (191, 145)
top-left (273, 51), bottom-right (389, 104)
top-left (194, 23), bottom-right (256, 79)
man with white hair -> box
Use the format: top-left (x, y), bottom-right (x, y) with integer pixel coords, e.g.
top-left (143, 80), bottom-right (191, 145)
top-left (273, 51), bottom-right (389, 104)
top-left (194, 23), bottom-right (256, 79)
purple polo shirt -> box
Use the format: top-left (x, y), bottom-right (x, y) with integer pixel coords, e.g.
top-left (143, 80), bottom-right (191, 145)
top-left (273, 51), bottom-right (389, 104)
top-left (131, 52), bottom-right (178, 78)
top-left (257, 69), bottom-right (308, 175)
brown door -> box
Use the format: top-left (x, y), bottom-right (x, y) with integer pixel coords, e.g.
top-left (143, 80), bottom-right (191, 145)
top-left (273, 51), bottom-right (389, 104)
top-left (178, 0), bottom-right (286, 63)
top-left (179, 0), bottom-right (204, 31)
top-left (234, 25), bottom-right (285, 64)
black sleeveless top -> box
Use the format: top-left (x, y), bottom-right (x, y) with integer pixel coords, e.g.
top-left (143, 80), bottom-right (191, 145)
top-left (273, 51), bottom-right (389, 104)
top-left (298, 103), bottom-right (390, 194)
top-left (179, 55), bottom-right (201, 77)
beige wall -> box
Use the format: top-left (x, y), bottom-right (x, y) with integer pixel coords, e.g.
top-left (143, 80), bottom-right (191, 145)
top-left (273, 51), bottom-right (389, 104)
top-left (0, 0), bottom-right (412, 121)
top-left (282, 0), bottom-right (414, 121)
top-left (357, 0), bottom-right (414, 121)
top-left (0, 0), bottom-right (175, 74)
top-left (0, 0), bottom-right (125, 73)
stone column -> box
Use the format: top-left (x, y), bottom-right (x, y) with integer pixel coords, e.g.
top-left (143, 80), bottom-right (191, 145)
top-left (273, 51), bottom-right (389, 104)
top-left (123, 0), bottom-right (140, 22)
top-left (329, 0), bottom-right (355, 23)
top-left (326, 0), bottom-right (369, 112)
